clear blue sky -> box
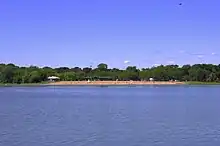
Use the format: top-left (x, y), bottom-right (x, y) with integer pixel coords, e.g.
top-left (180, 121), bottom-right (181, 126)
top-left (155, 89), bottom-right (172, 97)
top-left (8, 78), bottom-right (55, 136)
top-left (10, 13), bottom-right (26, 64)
top-left (1, 0), bottom-right (220, 68)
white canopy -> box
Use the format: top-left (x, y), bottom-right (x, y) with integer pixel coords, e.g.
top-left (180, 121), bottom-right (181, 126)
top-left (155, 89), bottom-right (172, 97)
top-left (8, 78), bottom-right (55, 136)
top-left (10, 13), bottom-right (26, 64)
top-left (149, 78), bottom-right (154, 81)
top-left (48, 76), bottom-right (60, 80)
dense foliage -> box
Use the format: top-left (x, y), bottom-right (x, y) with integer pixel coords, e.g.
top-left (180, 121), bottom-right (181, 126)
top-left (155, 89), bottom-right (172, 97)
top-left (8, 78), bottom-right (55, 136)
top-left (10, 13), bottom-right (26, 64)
top-left (1, 63), bottom-right (220, 84)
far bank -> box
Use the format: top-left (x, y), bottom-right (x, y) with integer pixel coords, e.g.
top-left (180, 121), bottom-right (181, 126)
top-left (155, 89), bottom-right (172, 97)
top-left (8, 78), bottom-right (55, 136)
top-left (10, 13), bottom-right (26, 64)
top-left (2, 81), bottom-right (220, 87)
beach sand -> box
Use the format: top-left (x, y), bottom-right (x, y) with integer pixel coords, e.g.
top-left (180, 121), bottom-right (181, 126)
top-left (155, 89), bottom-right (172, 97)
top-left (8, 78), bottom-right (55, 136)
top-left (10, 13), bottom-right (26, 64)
top-left (48, 81), bottom-right (184, 85)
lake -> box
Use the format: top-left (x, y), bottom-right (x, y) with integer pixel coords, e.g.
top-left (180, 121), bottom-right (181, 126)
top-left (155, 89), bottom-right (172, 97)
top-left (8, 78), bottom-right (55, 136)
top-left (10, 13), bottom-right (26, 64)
top-left (0, 85), bottom-right (220, 146)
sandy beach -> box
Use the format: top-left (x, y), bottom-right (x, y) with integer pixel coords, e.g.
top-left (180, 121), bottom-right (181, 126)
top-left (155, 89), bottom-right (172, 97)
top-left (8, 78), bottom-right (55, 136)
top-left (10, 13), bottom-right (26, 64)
top-left (48, 81), bottom-right (184, 85)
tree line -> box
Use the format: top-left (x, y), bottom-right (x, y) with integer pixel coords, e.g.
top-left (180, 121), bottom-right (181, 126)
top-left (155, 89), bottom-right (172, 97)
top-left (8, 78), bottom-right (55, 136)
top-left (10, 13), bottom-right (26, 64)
top-left (0, 63), bottom-right (220, 84)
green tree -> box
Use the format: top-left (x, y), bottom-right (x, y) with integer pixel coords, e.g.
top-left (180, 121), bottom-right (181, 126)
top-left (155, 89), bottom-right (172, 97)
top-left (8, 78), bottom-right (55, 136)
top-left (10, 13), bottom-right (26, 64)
top-left (1, 66), bottom-right (15, 83)
top-left (97, 63), bottom-right (108, 71)
top-left (29, 71), bottom-right (42, 83)
top-left (0, 62), bottom-right (220, 83)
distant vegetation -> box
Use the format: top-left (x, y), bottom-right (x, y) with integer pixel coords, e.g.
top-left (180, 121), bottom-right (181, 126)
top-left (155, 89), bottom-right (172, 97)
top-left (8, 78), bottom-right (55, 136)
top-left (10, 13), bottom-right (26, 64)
top-left (1, 63), bottom-right (220, 84)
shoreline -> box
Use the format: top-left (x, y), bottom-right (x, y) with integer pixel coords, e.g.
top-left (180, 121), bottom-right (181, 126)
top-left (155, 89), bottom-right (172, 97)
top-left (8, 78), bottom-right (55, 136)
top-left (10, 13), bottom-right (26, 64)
top-left (48, 81), bottom-right (184, 85)
top-left (1, 81), bottom-right (220, 87)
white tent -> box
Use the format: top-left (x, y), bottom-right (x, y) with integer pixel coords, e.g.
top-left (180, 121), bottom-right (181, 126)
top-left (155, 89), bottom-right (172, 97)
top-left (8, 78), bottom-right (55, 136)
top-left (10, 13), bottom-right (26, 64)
top-left (149, 78), bottom-right (154, 81)
top-left (48, 76), bottom-right (60, 81)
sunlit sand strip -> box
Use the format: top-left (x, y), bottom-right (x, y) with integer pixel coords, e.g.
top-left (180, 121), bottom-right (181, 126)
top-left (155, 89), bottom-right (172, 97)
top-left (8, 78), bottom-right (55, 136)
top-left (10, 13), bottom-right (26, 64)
top-left (48, 81), bottom-right (184, 85)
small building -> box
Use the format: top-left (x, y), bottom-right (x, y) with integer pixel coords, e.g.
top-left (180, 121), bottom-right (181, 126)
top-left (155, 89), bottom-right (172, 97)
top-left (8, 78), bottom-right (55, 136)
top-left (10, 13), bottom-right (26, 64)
top-left (97, 76), bottom-right (113, 81)
top-left (48, 76), bottom-right (60, 82)
top-left (84, 76), bottom-right (113, 81)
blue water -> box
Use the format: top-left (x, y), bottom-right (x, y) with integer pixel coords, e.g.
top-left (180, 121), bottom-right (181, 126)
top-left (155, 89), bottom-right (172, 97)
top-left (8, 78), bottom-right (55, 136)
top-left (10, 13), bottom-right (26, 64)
top-left (0, 85), bottom-right (220, 146)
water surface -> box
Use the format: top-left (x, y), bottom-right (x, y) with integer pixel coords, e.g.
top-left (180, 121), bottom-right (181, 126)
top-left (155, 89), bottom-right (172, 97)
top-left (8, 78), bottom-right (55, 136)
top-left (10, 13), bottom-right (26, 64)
top-left (0, 85), bottom-right (220, 146)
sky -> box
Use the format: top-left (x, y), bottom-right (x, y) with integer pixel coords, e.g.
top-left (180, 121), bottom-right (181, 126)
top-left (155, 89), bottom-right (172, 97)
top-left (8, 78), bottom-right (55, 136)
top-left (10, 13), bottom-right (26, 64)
top-left (0, 0), bottom-right (220, 69)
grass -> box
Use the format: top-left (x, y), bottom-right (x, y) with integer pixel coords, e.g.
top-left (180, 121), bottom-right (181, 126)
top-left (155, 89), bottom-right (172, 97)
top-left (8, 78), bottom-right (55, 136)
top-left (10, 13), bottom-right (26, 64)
top-left (185, 81), bottom-right (220, 85)
top-left (0, 82), bottom-right (49, 87)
